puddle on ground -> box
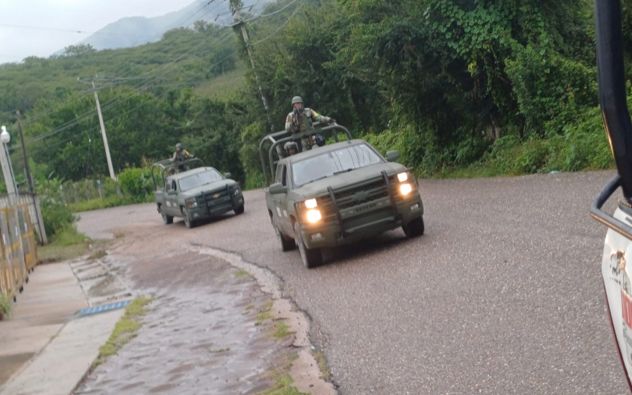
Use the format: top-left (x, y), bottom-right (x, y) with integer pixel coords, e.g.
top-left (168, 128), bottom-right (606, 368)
top-left (74, 253), bottom-right (288, 394)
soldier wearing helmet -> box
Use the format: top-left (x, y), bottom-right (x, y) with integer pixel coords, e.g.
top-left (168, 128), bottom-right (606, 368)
top-left (172, 142), bottom-right (193, 162)
top-left (285, 96), bottom-right (334, 150)
top-left (284, 141), bottom-right (299, 156)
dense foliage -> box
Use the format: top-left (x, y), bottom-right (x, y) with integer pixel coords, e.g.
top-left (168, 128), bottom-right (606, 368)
top-left (0, 0), bottom-right (623, 202)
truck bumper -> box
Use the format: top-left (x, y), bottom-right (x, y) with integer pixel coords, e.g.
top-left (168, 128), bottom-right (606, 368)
top-left (299, 194), bottom-right (423, 249)
top-left (188, 194), bottom-right (244, 220)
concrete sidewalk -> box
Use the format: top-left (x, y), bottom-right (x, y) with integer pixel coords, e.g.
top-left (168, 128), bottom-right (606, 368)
top-left (0, 262), bottom-right (123, 395)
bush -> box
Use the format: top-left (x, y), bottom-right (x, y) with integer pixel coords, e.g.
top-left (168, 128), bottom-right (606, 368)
top-left (38, 179), bottom-right (75, 238)
top-left (117, 167), bottom-right (154, 201)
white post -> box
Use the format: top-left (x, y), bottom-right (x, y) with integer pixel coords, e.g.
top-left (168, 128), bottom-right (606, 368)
top-left (92, 81), bottom-right (116, 181)
top-left (0, 126), bottom-right (17, 204)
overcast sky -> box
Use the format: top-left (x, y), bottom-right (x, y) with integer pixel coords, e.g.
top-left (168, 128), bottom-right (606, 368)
top-left (0, 0), bottom-right (196, 64)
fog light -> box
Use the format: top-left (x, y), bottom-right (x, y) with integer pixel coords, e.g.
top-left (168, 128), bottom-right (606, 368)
top-left (397, 172), bottom-right (409, 182)
top-left (410, 203), bottom-right (420, 211)
top-left (306, 209), bottom-right (322, 224)
top-left (399, 183), bottom-right (413, 196)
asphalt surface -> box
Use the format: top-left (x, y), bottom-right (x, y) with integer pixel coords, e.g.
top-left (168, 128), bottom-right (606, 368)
top-left (78, 170), bottom-right (629, 394)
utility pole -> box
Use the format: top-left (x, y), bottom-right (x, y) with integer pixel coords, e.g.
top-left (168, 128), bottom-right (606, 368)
top-left (230, 0), bottom-right (274, 132)
top-left (15, 111), bottom-right (47, 244)
top-left (91, 80), bottom-right (116, 180)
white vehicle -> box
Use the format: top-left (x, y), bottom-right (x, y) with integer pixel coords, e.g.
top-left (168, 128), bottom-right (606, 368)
top-left (592, 0), bottom-right (632, 389)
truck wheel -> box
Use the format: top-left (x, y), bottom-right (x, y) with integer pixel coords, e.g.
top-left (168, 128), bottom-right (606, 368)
top-left (161, 210), bottom-right (173, 225)
top-left (234, 203), bottom-right (245, 215)
top-left (183, 208), bottom-right (195, 228)
top-left (403, 216), bottom-right (424, 237)
top-left (294, 223), bottom-right (322, 268)
top-left (275, 224), bottom-right (296, 251)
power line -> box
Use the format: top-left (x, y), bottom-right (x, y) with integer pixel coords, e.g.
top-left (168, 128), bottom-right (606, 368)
top-left (250, 3), bottom-right (303, 47)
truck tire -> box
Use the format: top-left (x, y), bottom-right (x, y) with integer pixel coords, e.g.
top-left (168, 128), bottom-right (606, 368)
top-left (403, 216), bottom-right (424, 237)
top-left (183, 208), bottom-right (195, 228)
top-left (161, 209), bottom-right (173, 225)
top-left (234, 203), bottom-right (245, 215)
top-left (294, 223), bottom-right (322, 268)
top-left (275, 224), bottom-right (296, 251)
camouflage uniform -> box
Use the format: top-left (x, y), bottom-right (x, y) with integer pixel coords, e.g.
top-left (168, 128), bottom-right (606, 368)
top-left (285, 108), bottom-right (332, 135)
top-left (284, 96), bottom-right (333, 151)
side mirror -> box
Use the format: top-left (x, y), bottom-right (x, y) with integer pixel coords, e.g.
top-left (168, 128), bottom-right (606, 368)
top-left (269, 183), bottom-right (287, 195)
top-left (386, 150), bottom-right (400, 162)
top-left (224, 172), bottom-right (232, 179)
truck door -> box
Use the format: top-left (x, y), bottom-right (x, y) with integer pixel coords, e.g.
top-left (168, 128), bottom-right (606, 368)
top-left (272, 164), bottom-right (290, 233)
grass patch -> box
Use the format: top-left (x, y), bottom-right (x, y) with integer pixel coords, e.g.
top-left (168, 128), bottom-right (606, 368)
top-left (261, 374), bottom-right (306, 395)
top-left (234, 269), bottom-right (250, 278)
top-left (0, 294), bottom-right (12, 320)
top-left (69, 195), bottom-right (151, 213)
top-left (255, 300), bottom-right (274, 326)
top-left (313, 351), bottom-right (332, 382)
top-left (272, 321), bottom-right (292, 339)
top-left (38, 226), bottom-right (91, 263)
top-left (94, 296), bottom-right (152, 366)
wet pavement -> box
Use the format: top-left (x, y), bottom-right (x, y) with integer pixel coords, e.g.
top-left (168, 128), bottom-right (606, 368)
top-left (75, 252), bottom-right (289, 394)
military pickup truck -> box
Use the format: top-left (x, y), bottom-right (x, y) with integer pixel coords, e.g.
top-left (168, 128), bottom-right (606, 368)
top-left (153, 158), bottom-right (244, 228)
top-left (259, 124), bottom-right (424, 268)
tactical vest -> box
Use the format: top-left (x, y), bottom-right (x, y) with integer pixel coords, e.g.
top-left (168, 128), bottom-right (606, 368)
top-left (291, 108), bottom-right (315, 134)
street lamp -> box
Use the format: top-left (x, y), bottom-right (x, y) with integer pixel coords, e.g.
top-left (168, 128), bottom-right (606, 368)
top-left (0, 126), bottom-right (9, 144)
top-left (0, 126), bottom-right (17, 203)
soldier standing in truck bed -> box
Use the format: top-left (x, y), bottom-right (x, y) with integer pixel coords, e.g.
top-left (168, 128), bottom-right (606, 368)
top-left (284, 96), bottom-right (334, 151)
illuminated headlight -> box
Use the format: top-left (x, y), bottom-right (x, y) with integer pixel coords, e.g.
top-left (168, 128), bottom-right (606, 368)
top-left (305, 209), bottom-right (322, 224)
top-left (397, 172), bottom-right (409, 182)
top-left (399, 183), bottom-right (413, 196)
top-left (185, 198), bottom-right (198, 208)
top-left (304, 198), bottom-right (318, 209)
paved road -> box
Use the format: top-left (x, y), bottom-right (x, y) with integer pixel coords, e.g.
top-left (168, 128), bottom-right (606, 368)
top-left (78, 171), bottom-right (629, 394)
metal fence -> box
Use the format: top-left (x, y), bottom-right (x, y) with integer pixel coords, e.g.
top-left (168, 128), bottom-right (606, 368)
top-left (0, 204), bottom-right (38, 302)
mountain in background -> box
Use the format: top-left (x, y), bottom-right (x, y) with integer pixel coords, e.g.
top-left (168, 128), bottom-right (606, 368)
top-left (78, 0), bottom-right (268, 50)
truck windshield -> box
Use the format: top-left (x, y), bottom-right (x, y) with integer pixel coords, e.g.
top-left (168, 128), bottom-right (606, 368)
top-left (292, 143), bottom-right (383, 187)
top-left (179, 169), bottom-right (222, 191)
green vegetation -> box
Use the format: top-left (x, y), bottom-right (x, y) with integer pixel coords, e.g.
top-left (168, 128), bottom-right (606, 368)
top-left (256, 300), bottom-right (274, 326)
top-left (0, 0), bottom-right (628, 222)
top-left (272, 321), bottom-right (291, 339)
top-left (38, 226), bottom-right (91, 262)
top-left (234, 268), bottom-right (251, 278)
top-left (0, 294), bottom-right (12, 320)
top-left (313, 351), bottom-right (332, 382)
top-left (95, 296), bottom-right (152, 366)
top-left (261, 374), bottom-right (306, 395)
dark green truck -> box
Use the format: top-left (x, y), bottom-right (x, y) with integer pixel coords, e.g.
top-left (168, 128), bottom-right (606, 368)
top-left (153, 159), bottom-right (244, 228)
top-left (259, 124), bottom-right (424, 268)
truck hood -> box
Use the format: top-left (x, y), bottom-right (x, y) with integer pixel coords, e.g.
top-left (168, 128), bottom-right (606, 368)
top-left (181, 179), bottom-right (237, 198)
top-left (292, 162), bottom-right (408, 198)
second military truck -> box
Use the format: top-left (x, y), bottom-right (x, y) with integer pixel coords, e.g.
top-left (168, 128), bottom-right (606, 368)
top-left (153, 159), bottom-right (245, 228)
top-left (259, 124), bottom-right (424, 268)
